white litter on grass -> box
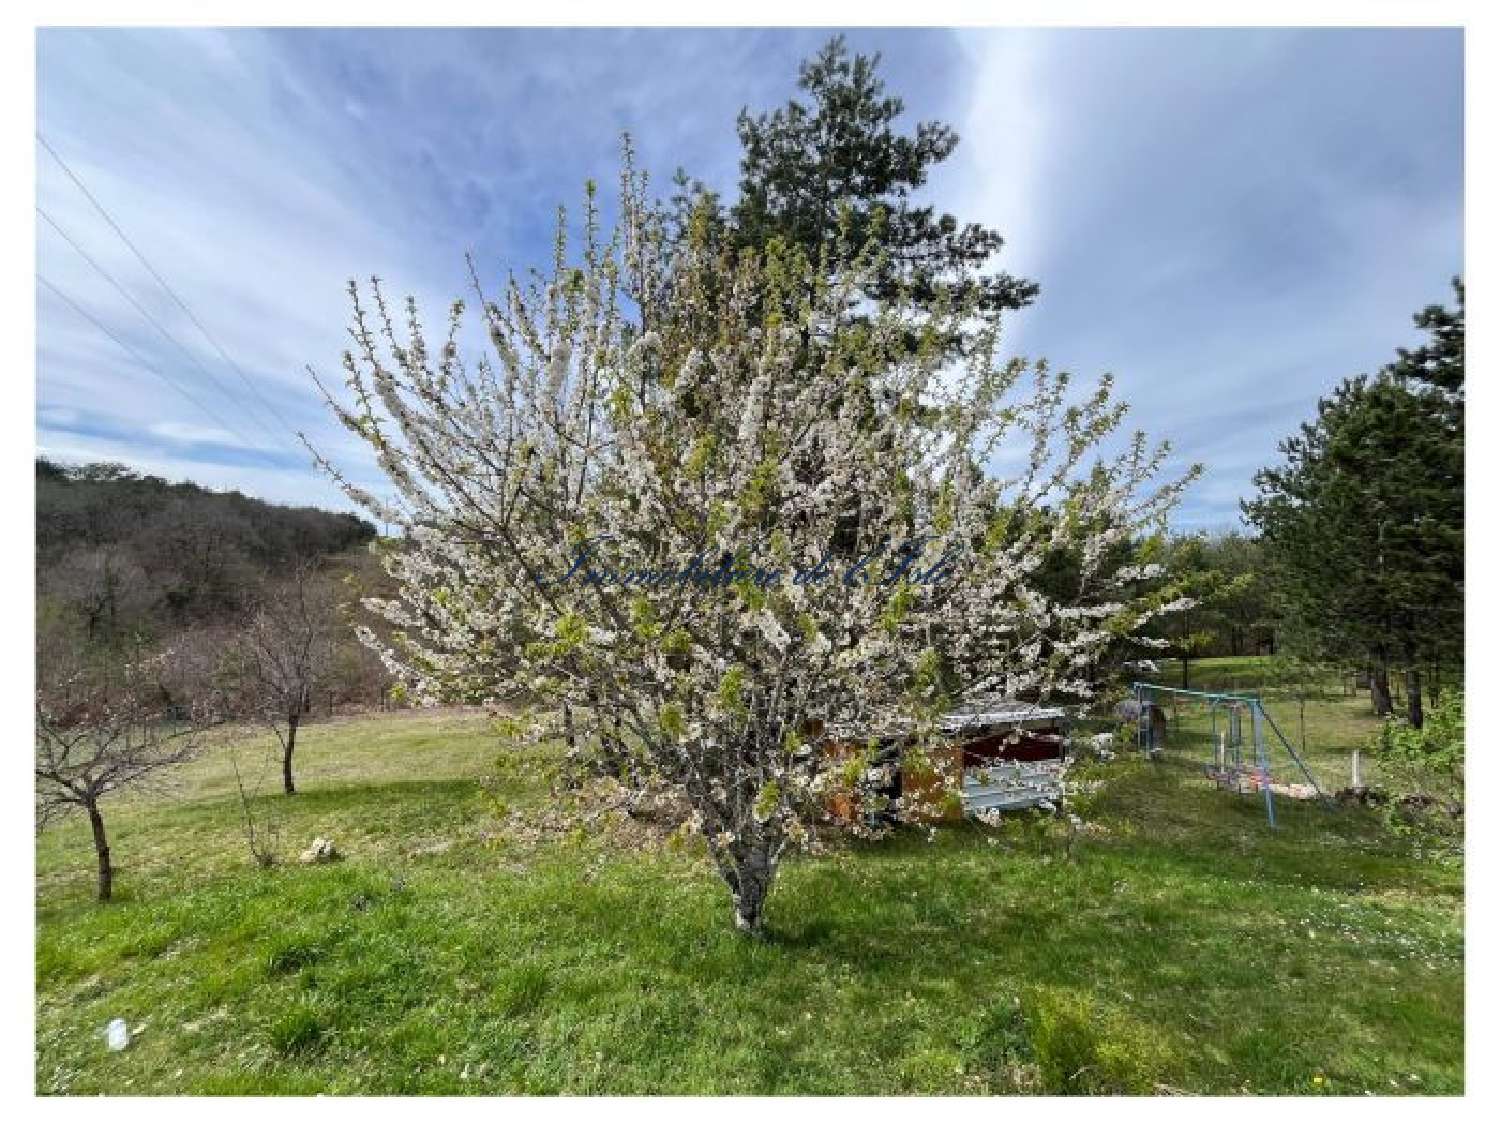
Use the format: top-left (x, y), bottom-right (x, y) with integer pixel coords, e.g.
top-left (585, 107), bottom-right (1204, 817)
top-left (105, 1018), bottom-right (130, 1051)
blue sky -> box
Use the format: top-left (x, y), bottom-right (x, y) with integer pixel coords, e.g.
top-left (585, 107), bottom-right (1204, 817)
top-left (35, 27), bottom-right (1463, 528)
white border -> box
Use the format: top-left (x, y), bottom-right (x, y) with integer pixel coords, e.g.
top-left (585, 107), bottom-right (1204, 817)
top-left (4, 3), bottom-right (1488, 1118)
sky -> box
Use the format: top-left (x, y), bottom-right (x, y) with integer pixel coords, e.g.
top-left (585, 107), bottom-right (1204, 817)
top-left (35, 27), bottom-right (1463, 529)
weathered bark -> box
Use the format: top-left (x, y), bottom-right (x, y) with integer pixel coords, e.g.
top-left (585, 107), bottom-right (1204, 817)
top-left (1370, 657), bottom-right (1393, 717)
top-left (87, 801), bottom-right (113, 903)
top-left (282, 712), bottom-right (299, 795)
top-left (709, 832), bottom-right (779, 937)
top-left (1405, 666), bottom-right (1424, 730)
top-left (729, 845), bottom-right (776, 936)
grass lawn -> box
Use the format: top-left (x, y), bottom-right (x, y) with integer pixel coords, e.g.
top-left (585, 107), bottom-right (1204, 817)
top-left (36, 670), bottom-right (1463, 1095)
top-left (1134, 657), bottom-right (1422, 792)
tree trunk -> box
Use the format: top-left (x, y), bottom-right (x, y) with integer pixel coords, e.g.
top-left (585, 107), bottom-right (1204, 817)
top-left (1370, 657), bottom-right (1393, 717)
top-left (87, 801), bottom-right (113, 903)
top-left (731, 847), bottom-right (775, 936)
top-left (1405, 666), bottom-right (1424, 729)
top-left (1179, 657), bottom-right (1190, 690)
top-left (282, 712), bottom-right (299, 795)
top-left (561, 701), bottom-right (581, 777)
top-left (715, 837), bottom-right (778, 937)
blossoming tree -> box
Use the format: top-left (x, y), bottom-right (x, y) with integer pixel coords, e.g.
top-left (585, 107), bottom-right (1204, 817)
top-left (310, 164), bottom-right (1196, 933)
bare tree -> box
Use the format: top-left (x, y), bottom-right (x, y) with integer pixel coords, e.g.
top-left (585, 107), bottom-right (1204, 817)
top-left (35, 652), bottom-right (210, 902)
top-left (234, 564), bottom-right (337, 795)
top-left (229, 743), bottom-right (282, 867)
top-left (45, 546), bottom-right (153, 646)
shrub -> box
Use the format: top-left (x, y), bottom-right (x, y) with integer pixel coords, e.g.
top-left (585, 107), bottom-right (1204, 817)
top-left (1374, 690), bottom-right (1464, 859)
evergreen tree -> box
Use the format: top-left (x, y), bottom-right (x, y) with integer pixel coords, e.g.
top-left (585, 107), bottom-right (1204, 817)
top-left (1204, 532), bottom-right (1278, 657)
top-left (677, 36), bottom-right (1035, 356)
top-left (1243, 282), bottom-right (1463, 726)
top-left (1158, 534), bottom-right (1253, 688)
top-left (1388, 279), bottom-right (1465, 395)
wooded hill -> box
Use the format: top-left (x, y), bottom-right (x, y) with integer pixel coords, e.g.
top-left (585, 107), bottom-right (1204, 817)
top-left (36, 458), bottom-right (375, 649)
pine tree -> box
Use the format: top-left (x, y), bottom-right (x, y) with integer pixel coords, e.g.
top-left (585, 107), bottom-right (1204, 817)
top-left (1388, 279), bottom-right (1465, 395)
top-left (1244, 281), bottom-right (1463, 727)
top-left (676, 36), bottom-right (1035, 357)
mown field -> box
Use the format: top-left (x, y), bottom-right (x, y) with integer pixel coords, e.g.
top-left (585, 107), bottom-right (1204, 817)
top-left (36, 663), bottom-right (1463, 1095)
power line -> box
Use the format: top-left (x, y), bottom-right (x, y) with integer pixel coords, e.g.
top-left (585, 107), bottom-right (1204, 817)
top-left (36, 131), bottom-right (307, 443)
top-left (37, 272), bottom-right (281, 464)
top-left (36, 205), bottom-right (298, 457)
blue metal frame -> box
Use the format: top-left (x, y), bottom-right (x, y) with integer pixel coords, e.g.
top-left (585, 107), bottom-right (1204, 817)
top-left (1129, 682), bottom-right (1332, 827)
top-left (1250, 697), bottom-right (1275, 827)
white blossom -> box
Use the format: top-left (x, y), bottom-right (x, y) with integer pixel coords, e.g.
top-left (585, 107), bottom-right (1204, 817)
top-left (309, 155), bottom-right (1198, 932)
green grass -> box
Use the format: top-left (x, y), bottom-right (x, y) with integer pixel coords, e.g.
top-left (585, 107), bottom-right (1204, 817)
top-left (1134, 657), bottom-right (1412, 791)
top-left (36, 673), bottom-right (1463, 1095)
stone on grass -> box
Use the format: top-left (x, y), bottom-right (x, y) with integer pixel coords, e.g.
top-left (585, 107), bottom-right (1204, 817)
top-left (298, 837), bottom-right (341, 864)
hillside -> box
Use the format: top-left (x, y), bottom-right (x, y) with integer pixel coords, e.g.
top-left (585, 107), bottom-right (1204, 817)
top-left (36, 458), bottom-right (375, 649)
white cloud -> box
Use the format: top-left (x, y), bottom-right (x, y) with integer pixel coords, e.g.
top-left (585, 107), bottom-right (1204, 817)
top-left (148, 421), bottom-right (279, 450)
top-left (36, 28), bottom-right (441, 508)
top-left (949, 30), bottom-right (1053, 280)
top-left (35, 28), bottom-right (1462, 528)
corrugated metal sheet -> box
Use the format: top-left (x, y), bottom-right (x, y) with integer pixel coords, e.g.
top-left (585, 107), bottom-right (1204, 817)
top-left (962, 760), bottom-right (1064, 813)
top-left (939, 697), bottom-right (1070, 733)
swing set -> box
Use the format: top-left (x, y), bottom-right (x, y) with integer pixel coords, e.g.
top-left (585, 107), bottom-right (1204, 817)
top-left (1129, 682), bottom-right (1330, 827)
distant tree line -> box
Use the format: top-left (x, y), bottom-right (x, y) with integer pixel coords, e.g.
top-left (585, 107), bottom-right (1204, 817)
top-left (36, 457), bottom-right (399, 744)
top-left (1153, 531), bottom-right (1279, 681)
top-left (37, 458), bottom-right (375, 640)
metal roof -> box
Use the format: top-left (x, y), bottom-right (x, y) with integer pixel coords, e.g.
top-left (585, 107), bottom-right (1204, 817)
top-left (939, 697), bottom-right (1069, 732)
top-left (820, 697), bottom-right (1070, 742)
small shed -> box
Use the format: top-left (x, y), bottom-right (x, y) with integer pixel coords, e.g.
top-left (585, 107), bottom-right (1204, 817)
top-left (825, 699), bottom-right (1069, 826)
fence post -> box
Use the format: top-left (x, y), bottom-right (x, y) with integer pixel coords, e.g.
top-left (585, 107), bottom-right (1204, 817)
top-left (1252, 701), bottom-right (1275, 827)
